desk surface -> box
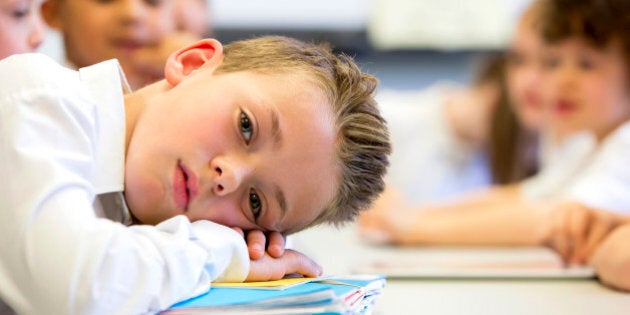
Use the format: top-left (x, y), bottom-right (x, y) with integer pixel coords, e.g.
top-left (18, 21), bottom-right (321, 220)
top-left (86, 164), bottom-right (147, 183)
top-left (291, 224), bottom-right (630, 315)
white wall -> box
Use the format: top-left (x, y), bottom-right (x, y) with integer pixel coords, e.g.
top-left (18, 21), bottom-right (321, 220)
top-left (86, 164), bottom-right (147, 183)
top-left (210, 0), bottom-right (369, 30)
top-left (368, 0), bottom-right (533, 49)
top-left (38, 0), bottom-right (535, 59)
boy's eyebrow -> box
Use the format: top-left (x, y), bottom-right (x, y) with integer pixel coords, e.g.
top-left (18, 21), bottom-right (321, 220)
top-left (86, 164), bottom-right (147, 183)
top-left (269, 108), bottom-right (282, 148)
top-left (274, 184), bottom-right (288, 224)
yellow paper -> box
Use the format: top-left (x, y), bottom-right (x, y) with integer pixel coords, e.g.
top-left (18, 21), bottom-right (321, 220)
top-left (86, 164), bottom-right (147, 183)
top-left (212, 277), bottom-right (319, 290)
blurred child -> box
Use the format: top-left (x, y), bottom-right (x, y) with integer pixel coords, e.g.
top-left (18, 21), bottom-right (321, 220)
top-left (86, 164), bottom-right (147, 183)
top-left (41, 0), bottom-right (210, 89)
top-left (359, 0), bottom-right (630, 263)
top-left (174, 0), bottom-right (209, 36)
top-left (0, 36), bottom-right (391, 314)
top-left (360, 0), bottom-right (546, 243)
top-left (0, 0), bottom-right (45, 58)
top-left (377, 53), bottom-right (537, 207)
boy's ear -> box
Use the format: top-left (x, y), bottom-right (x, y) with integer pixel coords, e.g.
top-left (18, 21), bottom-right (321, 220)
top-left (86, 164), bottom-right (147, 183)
top-left (40, 0), bottom-right (62, 30)
top-left (164, 39), bottom-right (224, 86)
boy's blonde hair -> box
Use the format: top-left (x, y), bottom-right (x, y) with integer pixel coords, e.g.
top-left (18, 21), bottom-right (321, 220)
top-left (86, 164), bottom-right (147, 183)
top-left (215, 36), bottom-right (391, 232)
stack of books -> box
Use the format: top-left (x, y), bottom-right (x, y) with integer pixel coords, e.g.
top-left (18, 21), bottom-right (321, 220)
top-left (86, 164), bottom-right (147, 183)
top-left (163, 275), bottom-right (386, 315)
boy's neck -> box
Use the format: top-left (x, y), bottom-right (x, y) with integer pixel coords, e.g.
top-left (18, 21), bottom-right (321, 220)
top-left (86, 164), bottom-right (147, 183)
top-left (123, 80), bottom-right (171, 152)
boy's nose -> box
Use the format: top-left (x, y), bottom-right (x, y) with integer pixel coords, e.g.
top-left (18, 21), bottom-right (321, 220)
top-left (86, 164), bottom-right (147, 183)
top-left (210, 158), bottom-right (253, 196)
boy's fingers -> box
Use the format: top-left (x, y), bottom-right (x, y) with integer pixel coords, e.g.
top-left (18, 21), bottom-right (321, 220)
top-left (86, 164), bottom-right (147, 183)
top-left (284, 249), bottom-right (323, 278)
top-left (266, 232), bottom-right (286, 258)
top-left (246, 230), bottom-right (266, 260)
top-left (231, 227), bottom-right (244, 237)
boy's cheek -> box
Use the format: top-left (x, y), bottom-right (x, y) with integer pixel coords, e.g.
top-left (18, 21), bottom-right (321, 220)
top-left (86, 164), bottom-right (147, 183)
top-left (188, 203), bottom-right (254, 229)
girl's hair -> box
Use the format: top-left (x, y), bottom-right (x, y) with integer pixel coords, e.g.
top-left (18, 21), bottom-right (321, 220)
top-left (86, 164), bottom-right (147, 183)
top-left (476, 54), bottom-right (539, 184)
top-left (539, 0), bottom-right (630, 73)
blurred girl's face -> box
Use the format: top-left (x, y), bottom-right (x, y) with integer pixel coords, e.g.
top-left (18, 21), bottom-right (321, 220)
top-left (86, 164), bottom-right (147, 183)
top-left (506, 16), bottom-right (547, 131)
top-left (0, 0), bottom-right (45, 58)
top-left (541, 38), bottom-right (630, 141)
top-left (42, 0), bottom-right (174, 76)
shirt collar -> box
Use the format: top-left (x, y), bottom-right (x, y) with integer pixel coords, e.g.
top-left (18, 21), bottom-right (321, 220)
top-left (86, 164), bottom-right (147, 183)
top-left (78, 59), bottom-right (131, 195)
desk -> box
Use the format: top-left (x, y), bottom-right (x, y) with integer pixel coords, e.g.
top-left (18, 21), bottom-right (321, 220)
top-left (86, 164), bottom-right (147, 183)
top-left (291, 224), bottom-right (630, 315)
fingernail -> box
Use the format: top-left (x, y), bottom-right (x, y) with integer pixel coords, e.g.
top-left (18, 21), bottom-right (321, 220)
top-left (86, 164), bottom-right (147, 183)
top-left (252, 245), bottom-right (262, 253)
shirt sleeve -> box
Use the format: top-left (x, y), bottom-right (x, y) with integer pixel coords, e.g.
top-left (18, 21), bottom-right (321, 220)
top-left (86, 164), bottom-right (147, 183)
top-left (563, 123), bottom-right (630, 214)
top-left (0, 54), bottom-right (249, 315)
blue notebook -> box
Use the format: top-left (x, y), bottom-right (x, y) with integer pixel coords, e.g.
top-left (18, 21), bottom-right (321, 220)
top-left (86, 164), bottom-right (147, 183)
top-left (163, 275), bottom-right (385, 315)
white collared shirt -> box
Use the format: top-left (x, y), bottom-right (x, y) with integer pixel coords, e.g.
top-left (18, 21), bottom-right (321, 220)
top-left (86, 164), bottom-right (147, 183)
top-left (520, 130), bottom-right (597, 201)
top-left (521, 121), bottom-right (630, 214)
top-left (0, 54), bottom-right (249, 315)
top-left (564, 121), bottom-right (630, 214)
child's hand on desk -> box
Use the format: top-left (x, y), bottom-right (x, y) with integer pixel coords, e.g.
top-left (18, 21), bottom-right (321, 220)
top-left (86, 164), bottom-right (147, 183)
top-left (543, 202), bottom-right (629, 266)
top-left (246, 249), bottom-right (322, 281)
top-left (589, 224), bottom-right (630, 291)
top-left (232, 228), bottom-right (286, 259)
top-left (357, 187), bottom-right (417, 245)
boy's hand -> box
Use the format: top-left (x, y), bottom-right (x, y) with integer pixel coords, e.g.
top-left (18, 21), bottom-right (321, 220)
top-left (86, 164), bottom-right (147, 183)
top-left (544, 202), bottom-right (629, 265)
top-left (231, 228), bottom-right (286, 259)
top-left (246, 249), bottom-right (322, 282)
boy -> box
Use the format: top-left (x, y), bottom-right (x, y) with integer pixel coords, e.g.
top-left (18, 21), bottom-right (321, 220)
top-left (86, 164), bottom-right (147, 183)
top-left (0, 0), bottom-right (45, 58)
top-left (0, 36), bottom-right (391, 314)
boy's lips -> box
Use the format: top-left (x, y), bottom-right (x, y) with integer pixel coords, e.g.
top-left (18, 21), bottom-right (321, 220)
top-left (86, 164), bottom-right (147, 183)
top-left (173, 161), bottom-right (199, 212)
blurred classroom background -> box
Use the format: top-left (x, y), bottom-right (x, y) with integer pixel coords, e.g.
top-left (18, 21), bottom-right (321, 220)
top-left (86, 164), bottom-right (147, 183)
top-left (38, 0), bottom-right (533, 91)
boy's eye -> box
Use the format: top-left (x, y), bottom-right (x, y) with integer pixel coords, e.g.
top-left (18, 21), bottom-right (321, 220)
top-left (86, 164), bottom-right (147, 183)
top-left (249, 189), bottom-right (262, 220)
top-left (239, 111), bottom-right (253, 144)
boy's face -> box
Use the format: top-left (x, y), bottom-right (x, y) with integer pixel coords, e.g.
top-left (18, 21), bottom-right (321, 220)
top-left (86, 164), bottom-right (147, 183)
top-left (44, 0), bottom-right (173, 70)
top-left (541, 38), bottom-right (630, 140)
top-left (506, 17), bottom-right (547, 131)
top-left (0, 0), bottom-right (45, 58)
top-left (124, 70), bottom-right (339, 234)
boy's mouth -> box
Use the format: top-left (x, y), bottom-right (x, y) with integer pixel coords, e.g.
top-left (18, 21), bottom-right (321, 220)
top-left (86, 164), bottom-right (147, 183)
top-left (173, 161), bottom-right (199, 212)
top-left (173, 162), bottom-right (189, 212)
